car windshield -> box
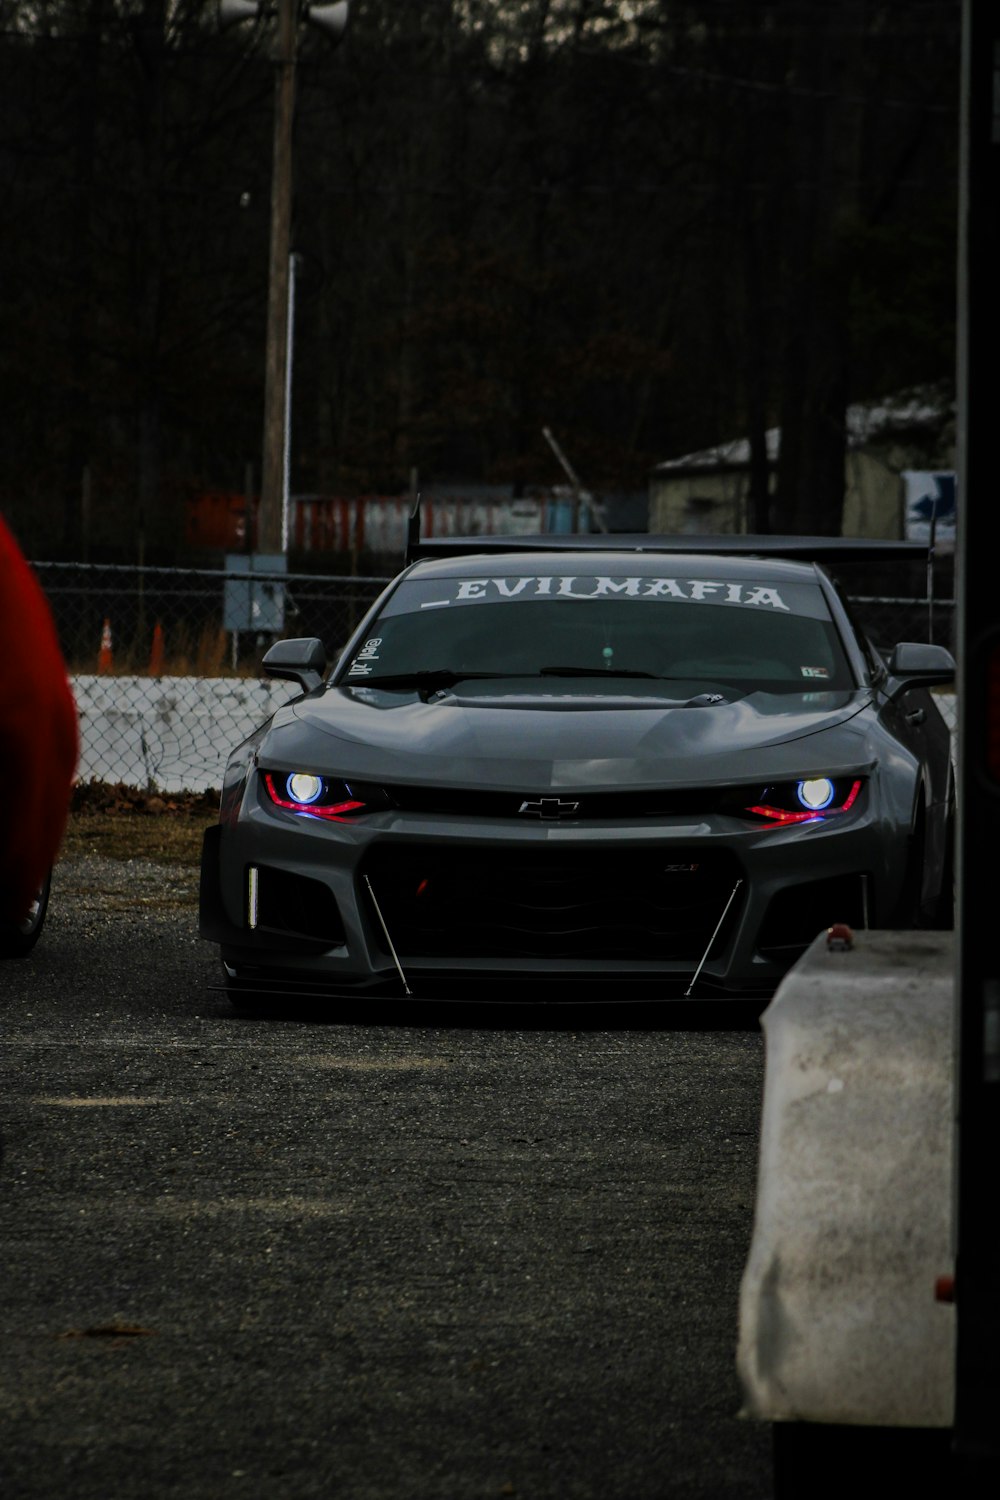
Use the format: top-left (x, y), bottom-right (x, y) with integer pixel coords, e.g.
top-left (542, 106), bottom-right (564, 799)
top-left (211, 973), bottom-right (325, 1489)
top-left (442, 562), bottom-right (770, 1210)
top-left (340, 571), bottom-right (855, 692)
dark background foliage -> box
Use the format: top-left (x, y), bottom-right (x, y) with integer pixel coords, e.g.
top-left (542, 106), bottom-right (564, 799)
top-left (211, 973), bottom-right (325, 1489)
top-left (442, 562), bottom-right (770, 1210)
top-left (0, 0), bottom-right (959, 560)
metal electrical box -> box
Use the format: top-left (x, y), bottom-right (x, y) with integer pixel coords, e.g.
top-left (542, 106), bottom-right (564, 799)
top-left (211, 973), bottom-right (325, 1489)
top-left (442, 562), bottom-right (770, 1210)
top-left (223, 553), bottom-right (287, 634)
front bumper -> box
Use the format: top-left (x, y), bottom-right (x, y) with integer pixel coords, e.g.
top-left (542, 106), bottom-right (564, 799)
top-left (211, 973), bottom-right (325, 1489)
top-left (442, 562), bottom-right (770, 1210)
top-left (200, 780), bottom-right (899, 1000)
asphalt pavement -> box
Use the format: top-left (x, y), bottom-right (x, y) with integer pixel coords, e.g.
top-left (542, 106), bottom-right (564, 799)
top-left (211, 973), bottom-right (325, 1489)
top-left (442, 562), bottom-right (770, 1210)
top-left (1, 852), bottom-right (772, 1500)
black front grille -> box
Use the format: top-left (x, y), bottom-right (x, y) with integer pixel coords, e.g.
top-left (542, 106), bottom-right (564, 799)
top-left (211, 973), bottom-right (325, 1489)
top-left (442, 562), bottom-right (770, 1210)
top-left (360, 845), bottom-right (745, 963)
top-left (381, 783), bottom-right (736, 820)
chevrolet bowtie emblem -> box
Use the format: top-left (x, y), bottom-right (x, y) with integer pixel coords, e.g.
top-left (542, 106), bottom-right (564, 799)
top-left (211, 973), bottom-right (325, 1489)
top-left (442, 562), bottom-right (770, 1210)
top-left (518, 797), bottom-right (581, 819)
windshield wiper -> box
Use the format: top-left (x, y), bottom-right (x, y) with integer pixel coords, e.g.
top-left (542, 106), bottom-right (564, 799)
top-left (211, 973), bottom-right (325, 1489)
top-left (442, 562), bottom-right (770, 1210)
top-left (538, 665), bottom-right (660, 679)
top-left (345, 669), bottom-right (520, 690)
top-left (347, 665), bottom-right (731, 704)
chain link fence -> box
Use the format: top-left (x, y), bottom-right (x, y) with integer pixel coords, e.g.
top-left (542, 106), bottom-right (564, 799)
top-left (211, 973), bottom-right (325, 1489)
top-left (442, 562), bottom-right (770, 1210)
top-left (32, 561), bottom-right (956, 794)
top-left (36, 561), bottom-right (391, 676)
top-left (36, 562), bottom-right (391, 793)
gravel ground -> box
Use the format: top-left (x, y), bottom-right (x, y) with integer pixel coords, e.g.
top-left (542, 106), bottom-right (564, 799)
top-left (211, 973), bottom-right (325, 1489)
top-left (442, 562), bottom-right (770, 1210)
top-left (0, 853), bottom-right (772, 1500)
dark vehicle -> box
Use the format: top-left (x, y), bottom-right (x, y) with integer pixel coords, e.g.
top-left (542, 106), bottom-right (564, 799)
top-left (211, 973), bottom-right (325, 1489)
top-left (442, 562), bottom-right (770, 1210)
top-left (0, 512), bottom-right (76, 961)
top-left (199, 536), bottom-right (955, 1005)
top-left (0, 873), bottom-right (52, 958)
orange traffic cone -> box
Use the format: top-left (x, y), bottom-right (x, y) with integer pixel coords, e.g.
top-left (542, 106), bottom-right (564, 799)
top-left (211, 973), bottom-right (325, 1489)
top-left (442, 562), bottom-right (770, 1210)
top-left (149, 620), bottom-right (164, 677)
top-left (98, 618), bottom-right (113, 673)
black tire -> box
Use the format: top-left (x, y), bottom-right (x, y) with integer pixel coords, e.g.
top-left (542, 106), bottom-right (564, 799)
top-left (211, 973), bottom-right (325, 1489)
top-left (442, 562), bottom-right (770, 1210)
top-left (892, 799), bottom-right (927, 928)
top-left (0, 870), bottom-right (52, 959)
top-left (929, 785), bottom-right (956, 930)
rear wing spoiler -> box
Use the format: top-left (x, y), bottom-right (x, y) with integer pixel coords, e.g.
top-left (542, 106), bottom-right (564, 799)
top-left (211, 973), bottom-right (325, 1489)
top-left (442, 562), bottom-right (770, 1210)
top-left (405, 531), bottom-right (931, 566)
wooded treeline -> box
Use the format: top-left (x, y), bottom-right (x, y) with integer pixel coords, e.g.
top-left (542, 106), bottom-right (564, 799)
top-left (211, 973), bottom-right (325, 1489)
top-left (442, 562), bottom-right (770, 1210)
top-left (1, 1), bottom-right (959, 560)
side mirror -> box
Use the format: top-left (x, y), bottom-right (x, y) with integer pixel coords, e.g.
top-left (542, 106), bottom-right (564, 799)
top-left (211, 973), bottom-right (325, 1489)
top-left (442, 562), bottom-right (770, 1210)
top-left (886, 641), bottom-right (956, 697)
top-left (261, 636), bottom-right (327, 695)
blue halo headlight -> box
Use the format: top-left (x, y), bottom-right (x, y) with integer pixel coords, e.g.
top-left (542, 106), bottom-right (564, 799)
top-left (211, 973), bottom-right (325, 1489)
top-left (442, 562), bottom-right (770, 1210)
top-left (263, 771), bottom-right (376, 820)
top-left (797, 777), bottom-right (836, 811)
top-left (286, 772), bottom-right (323, 805)
top-left (745, 777), bottom-right (863, 824)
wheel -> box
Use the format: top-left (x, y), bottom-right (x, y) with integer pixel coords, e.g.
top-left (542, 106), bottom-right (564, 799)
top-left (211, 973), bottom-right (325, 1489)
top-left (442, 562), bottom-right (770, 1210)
top-left (891, 798), bottom-right (927, 928)
top-left (895, 787), bottom-right (955, 931)
top-left (0, 870), bottom-right (52, 959)
top-left (929, 784), bottom-right (956, 930)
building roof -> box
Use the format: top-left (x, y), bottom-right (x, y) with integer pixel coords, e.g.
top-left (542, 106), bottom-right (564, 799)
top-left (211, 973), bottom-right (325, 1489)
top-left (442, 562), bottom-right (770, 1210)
top-left (652, 387), bottom-right (953, 476)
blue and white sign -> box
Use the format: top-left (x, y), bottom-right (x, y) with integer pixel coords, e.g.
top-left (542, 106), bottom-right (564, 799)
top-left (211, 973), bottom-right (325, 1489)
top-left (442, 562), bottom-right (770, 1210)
top-left (902, 471), bottom-right (956, 550)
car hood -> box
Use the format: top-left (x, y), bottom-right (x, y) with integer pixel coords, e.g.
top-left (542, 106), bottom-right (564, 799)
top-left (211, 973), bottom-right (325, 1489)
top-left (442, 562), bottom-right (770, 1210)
top-left (258, 682), bottom-right (876, 790)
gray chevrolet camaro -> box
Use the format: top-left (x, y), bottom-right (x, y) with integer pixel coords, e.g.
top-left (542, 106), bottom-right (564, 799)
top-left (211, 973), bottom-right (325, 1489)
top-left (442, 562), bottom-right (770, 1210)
top-left (199, 536), bottom-right (955, 1004)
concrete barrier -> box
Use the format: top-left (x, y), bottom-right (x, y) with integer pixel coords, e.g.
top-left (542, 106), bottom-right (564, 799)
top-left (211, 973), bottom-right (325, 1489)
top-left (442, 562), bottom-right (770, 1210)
top-left (72, 675), bottom-right (299, 793)
top-left (738, 928), bottom-right (955, 1428)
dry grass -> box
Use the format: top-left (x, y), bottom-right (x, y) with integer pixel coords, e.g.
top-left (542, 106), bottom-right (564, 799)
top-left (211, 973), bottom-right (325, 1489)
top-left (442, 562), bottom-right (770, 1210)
top-left (68, 623), bottom-right (254, 678)
top-left (60, 782), bottom-right (220, 866)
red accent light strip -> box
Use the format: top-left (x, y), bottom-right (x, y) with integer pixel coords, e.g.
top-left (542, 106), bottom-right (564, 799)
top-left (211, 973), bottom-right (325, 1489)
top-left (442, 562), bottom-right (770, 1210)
top-left (746, 805), bottom-right (822, 824)
top-left (262, 773), bottom-right (365, 820)
top-left (747, 779), bottom-right (863, 824)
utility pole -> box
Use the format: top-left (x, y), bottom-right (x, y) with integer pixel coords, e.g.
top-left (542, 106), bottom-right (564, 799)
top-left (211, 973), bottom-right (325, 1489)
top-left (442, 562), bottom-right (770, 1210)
top-left (258, 0), bottom-right (297, 554)
top-left (220, 0), bottom-right (350, 553)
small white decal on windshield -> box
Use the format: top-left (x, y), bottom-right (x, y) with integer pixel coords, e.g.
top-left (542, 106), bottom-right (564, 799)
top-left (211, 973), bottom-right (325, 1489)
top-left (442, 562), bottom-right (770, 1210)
top-left (348, 637), bottom-right (383, 675)
top-left (801, 665), bottom-right (830, 678)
